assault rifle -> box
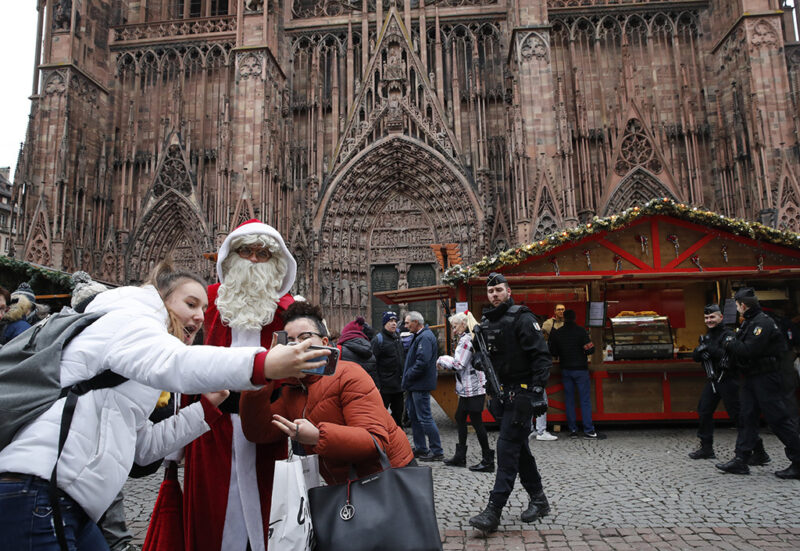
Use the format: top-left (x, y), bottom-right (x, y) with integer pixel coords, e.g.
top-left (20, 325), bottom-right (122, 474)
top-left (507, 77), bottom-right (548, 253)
top-left (471, 324), bottom-right (503, 399)
top-left (696, 336), bottom-right (726, 392)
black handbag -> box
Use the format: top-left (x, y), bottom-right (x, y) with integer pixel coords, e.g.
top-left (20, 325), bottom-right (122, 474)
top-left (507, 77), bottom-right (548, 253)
top-left (308, 437), bottom-right (442, 551)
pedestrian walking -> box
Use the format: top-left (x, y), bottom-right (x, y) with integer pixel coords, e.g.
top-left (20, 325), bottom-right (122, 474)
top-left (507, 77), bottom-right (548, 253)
top-left (402, 311), bottom-right (444, 461)
top-left (716, 288), bottom-right (800, 479)
top-left (437, 311), bottom-right (494, 472)
top-left (469, 273), bottom-right (552, 533)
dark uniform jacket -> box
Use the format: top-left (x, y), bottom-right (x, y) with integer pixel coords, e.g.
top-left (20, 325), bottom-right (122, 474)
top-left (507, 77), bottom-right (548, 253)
top-left (726, 307), bottom-right (788, 375)
top-left (548, 322), bottom-right (593, 370)
top-left (371, 328), bottom-right (405, 394)
top-left (692, 324), bottom-right (734, 370)
top-left (480, 298), bottom-right (551, 387)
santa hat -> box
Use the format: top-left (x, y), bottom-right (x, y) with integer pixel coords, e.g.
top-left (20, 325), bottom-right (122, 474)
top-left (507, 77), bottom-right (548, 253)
top-left (216, 219), bottom-right (297, 296)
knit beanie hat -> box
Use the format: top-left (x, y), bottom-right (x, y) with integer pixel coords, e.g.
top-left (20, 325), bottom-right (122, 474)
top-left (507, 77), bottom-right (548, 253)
top-left (11, 282), bottom-right (36, 303)
top-left (382, 311), bottom-right (399, 326)
top-left (338, 316), bottom-right (368, 344)
top-left (71, 271), bottom-right (109, 312)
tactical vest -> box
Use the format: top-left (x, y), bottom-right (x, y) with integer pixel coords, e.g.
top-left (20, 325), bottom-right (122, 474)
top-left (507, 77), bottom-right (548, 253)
top-left (480, 304), bottom-right (536, 385)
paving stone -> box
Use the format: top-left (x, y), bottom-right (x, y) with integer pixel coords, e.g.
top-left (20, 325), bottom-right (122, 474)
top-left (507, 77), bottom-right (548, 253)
top-left (120, 408), bottom-right (800, 549)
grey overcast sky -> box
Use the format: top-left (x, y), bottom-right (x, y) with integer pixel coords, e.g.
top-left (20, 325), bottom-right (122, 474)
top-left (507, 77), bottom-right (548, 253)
top-left (0, 4), bottom-right (37, 180)
top-left (0, 3), bottom-right (796, 182)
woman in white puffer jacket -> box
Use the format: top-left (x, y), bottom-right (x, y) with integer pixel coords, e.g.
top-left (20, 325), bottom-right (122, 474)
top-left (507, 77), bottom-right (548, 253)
top-left (0, 261), bottom-right (327, 551)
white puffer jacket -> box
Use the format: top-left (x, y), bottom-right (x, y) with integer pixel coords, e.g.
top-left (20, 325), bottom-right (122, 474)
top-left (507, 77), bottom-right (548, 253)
top-left (0, 285), bottom-right (264, 521)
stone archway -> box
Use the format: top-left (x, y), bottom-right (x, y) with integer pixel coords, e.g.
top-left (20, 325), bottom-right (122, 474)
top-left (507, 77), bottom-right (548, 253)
top-left (602, 168), bottom-right (677, 216)
top-left (314, 135), bottom-right (483, 330)
top-left (125, 190), bottom-right (213, 282)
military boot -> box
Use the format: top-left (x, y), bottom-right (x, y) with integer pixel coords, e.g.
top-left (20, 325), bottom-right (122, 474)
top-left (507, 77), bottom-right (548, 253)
top-left (520, 490), bottom-right (550, 522)
top-left (748, 443), bottom-right (771, 466)
top-left (688, 441), bottom-right (715, 460)
top-left (775, 462), bottom-right (800, 479)
top-left (444, 444), bottom-right (467, 467)
top-left (715, 457), bottom-right (750, 475)
top-left (469, 501), bottom-right (502, 533)
top-left (469, 449), bottom-right (495, 473)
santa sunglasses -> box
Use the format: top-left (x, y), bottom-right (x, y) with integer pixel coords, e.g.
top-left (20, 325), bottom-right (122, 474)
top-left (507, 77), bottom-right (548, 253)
top-left (235, 246), bottom-right (272, 261)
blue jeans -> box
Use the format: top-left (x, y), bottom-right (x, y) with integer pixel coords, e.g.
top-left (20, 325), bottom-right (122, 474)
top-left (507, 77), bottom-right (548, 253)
top-left (407, 391), bottom-right (443, 455)
top-left (562, 369), bottom-right (594, 433)
top-left (0, 475), bottom-right (109, 551)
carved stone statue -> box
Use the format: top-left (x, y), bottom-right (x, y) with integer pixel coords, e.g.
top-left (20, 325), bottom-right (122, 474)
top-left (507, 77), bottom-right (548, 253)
top-left (53, 0), bottom-right (71, 31)
top-left (245, 0), bottom-right (264, 12)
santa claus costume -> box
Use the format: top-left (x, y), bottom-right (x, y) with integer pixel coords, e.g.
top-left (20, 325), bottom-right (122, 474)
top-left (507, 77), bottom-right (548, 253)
top-left (182, 220), bottom-right (296, 551)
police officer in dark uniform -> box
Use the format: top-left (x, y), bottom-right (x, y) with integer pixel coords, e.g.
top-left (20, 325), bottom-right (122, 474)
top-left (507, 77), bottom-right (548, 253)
top-left (716, 288), bottom-right (800, 479)
top-left (469, 273), bottom-right (551, 533)
top-left (689, 304), bottom-right (740, 459)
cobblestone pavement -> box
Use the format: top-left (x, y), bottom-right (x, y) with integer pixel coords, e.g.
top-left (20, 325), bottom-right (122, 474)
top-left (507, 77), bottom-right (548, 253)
top-left (123, 402), bottom-right (800, 549)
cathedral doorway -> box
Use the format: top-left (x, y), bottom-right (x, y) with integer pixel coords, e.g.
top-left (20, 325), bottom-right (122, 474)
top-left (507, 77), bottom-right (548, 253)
top-left (406, 264), bottom-right (437, 327)
top-left (370, 265), bottom-right (399, 329)
top-left (314, 135), bottom-right (483, 330)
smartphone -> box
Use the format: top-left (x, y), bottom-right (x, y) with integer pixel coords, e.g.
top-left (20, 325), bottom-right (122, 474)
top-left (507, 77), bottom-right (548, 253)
top-left (301, 345), bottom-right (339, 376)
top-left (274, 330), bottom-right (288, 345)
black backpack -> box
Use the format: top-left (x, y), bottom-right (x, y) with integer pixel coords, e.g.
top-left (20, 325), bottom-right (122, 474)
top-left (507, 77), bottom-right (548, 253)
top-left (0, 310), bottom-right (128, 550)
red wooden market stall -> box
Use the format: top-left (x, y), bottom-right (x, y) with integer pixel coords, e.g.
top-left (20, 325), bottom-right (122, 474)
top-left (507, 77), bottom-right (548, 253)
top-left (431, 199), bottom-right (800, 424)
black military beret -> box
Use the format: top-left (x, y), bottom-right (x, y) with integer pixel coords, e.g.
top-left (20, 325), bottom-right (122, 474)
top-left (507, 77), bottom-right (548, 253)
top-left (487, 272), bottom-right (508, 287)
top-left (703, 304), bottom-right (721, 315)
top-left (734, 287), bottom-right (756, 301)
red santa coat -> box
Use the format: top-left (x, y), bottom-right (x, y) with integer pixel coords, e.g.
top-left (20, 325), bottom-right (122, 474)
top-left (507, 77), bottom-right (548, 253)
top-left (181, 218), bottom-right (297, 551)
top-left (182, 284), bottom-right (294, 551)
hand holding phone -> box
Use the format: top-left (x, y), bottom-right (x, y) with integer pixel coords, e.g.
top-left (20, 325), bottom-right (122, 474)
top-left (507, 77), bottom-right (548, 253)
top-left (263, 339), bottom-right (330, 380)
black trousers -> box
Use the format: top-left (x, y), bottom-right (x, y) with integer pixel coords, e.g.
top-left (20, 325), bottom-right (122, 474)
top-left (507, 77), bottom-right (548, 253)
top-left (735, 370), bottom-right (800, 463)
top-left (489, 398), bottom-right (543, 508)
top-left (454, 395), bottom-right (490, 452)
top-left (381, 391), bottom-right (405, 427)
top-left (696, 376), bottom-right (740, 444)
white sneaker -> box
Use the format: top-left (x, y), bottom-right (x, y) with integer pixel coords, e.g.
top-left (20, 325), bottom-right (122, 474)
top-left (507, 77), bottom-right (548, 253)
top-left (535, 431), bottom-right (558, 441)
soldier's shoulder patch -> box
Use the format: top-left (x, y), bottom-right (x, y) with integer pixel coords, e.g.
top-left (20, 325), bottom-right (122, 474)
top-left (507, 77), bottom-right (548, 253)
top-left (753, 326), bottom-right (762, 336)
top-left (533, 321), bottom-right (541, 331)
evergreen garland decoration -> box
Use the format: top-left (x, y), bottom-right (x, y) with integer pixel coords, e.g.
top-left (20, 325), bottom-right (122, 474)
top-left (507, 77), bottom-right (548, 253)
top-left (0, 255), bottom-right (75, 294)
top-left (442, 198), bottom-right (800, 286)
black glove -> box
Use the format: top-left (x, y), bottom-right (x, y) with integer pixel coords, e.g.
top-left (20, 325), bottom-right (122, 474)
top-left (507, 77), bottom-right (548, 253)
top-left (723, 335), bottom-right (735, 350)
top-left (530, 386), bottom-right (548, 417)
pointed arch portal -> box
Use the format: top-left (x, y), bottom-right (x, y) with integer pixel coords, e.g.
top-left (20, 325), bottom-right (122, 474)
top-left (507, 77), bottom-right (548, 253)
top-left (314, 135), bottom-right (483, 328)
top-left (602, 169), bottom-right (677, 216)
top-left (125, 190), bottom-right (213, 282)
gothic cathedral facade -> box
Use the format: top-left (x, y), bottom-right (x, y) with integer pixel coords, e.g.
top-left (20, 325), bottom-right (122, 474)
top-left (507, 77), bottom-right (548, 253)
top-left (11, 0), bottom-right (800, 328)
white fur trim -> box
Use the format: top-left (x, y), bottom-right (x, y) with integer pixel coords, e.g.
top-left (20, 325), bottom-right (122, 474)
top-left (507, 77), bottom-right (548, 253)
top-left (216, 221), bottom-right (297, 296)
top-left (221, 415), bottom-right (266, 551)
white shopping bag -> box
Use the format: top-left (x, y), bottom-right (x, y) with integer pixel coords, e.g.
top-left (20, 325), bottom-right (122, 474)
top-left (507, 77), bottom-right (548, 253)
top-left (269, 453), bottom-right (321, 551)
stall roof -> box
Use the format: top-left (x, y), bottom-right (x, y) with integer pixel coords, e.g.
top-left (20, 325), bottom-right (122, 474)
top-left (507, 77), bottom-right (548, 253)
top-left (373, 284), bottom-right (455, 305)
top-left (443, 198), bottom-right (800, 285)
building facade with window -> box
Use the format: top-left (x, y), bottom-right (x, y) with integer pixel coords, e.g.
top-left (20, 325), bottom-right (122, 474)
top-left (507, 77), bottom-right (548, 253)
top-left (11, 0), bottom-right (800, 328)
top-left (0, 168), bottom-right (16, 255)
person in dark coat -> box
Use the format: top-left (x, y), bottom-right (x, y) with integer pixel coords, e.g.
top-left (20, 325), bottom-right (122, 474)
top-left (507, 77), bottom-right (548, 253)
top-left (402, 311), bottom-right (444, 461)
top-left (372, 311), bottom-right (405, 426)
top-left (0, 282), bottom-right (37, 344)
top-left (548, 309), bottom-right (600, 438)
top-left (339, 316), bottom-right (380, 388)
top-left (717, 288), bottom-right (800, 479)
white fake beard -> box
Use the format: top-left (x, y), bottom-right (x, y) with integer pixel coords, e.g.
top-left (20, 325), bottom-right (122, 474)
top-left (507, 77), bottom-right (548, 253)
top-left (216, 253), bottom-right (288, 331)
